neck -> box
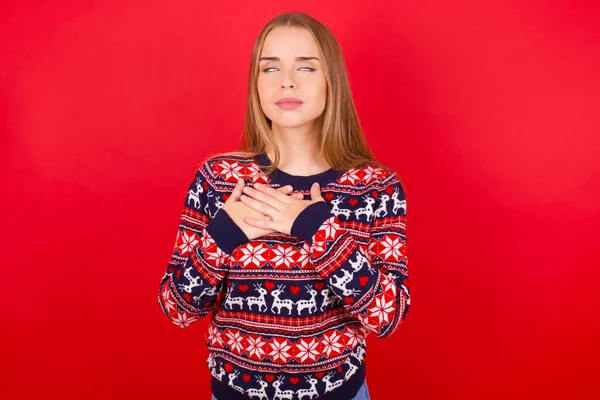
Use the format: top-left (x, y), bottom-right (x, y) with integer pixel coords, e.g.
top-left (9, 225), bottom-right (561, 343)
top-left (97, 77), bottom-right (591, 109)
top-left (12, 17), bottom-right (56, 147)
top-left (268, 123), bottom-right (330, 175)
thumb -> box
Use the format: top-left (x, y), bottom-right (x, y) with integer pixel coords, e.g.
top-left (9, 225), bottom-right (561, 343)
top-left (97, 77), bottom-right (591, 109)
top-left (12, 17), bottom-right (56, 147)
top-left (228, 178), bottom-right (244, 202)
top-left (310, 182), bottom-right (323, 201)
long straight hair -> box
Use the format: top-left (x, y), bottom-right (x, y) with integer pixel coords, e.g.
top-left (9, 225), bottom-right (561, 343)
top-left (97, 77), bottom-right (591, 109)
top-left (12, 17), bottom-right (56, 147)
top-left (208, 12), bottom-right (387, 176)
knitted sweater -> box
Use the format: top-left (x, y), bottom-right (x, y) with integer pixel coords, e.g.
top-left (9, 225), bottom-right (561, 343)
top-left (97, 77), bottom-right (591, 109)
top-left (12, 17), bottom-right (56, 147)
top-left (157, 151), bottom-right (410, 400)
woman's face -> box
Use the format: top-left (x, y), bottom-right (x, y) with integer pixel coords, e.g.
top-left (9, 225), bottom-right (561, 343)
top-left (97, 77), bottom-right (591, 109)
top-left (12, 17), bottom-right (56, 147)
top-left (257, 26), bottom-right (327, 130)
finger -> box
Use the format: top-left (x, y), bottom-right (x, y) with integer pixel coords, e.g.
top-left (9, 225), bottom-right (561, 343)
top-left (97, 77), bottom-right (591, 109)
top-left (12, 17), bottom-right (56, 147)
top-left (310, 181), bottom-right (323, 201)
top-left (228, 181), bottom-right (288, 204)
top-left (228, 178), bottom-right (244, 202)
top-left (252, 183), bottom-right (295, 204)
top-left (245, 215), bottom-right (273, 225)
top-left (277, 185), bottom-right (293, 193)
top-left (245, 216), bottom-right (274, 230)
top-left (257, 184), bottom-right (293, 192)
top-left (240, 193), bottom-right (279, 217)
top-left (242, 185), bottom-right (284, 211)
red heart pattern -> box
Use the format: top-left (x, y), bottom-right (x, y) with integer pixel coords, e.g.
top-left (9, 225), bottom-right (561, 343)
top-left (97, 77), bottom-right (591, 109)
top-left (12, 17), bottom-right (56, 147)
top-left (159, 154), bottom-right (409, 398)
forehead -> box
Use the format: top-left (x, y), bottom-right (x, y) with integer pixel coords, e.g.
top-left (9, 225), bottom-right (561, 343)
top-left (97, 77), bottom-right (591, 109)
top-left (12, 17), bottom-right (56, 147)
top-left (260, 26), bottom-right (319, 58)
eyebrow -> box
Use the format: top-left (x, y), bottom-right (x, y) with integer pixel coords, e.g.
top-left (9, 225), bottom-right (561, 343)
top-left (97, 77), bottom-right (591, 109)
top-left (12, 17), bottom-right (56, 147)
top-left (259, 56), bottom-right (320, 62)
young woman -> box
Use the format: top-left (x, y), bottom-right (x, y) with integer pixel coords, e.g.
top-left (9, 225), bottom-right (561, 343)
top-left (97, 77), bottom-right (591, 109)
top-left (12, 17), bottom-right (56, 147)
top-left (158, 12), bottom-right (409, 400)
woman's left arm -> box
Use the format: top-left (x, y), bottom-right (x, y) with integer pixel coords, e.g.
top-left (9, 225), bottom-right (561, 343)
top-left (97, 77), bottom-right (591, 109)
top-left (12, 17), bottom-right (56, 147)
top-left (293, 170), bottom-right (410, 338)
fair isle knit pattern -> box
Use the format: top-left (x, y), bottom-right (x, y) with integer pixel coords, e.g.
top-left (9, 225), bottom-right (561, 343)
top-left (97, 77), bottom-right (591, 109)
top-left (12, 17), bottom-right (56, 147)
top-left (158, 151), bottom-right (410, 400)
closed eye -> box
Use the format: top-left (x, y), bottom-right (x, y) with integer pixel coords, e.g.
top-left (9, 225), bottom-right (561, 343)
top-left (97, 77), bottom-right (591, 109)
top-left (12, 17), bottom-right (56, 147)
top-left (262, 67), bottom-right (316, 73)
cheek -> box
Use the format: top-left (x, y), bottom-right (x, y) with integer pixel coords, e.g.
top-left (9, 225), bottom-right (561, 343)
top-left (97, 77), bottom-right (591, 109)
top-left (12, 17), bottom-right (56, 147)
top-left (312, 78), bottom-right (327, 104)
top-left (256, 80), bottom-right (266, 100)
top-left (257, 77), bottom-right (272, 96)
top-left (311, 84), bottom-right (327, 110)
top-left (319, 84), bottom-right (327, 103)
top-left (256, 84), bottom-right (274, 109)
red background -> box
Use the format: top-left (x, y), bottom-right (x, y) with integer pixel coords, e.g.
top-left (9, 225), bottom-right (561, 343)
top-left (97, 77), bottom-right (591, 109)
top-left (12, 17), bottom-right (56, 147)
top-left (2, 1), bottom-right (600, 399)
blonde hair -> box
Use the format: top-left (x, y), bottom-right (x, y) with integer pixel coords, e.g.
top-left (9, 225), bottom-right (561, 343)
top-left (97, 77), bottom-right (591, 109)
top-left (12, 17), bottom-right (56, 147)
top-left (206, 11), bottom-right (388, 176)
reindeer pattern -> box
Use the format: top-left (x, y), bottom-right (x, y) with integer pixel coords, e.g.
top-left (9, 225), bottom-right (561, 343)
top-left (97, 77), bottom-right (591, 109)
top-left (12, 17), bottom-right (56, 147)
top-left (207, 341), bottom-right (368, 400)
top-left (215, 168), bottom-right (402, 317)
top-left (221, 282), bottom-right (347, 317)
top-left (179, 155), bottom-right (408, 399)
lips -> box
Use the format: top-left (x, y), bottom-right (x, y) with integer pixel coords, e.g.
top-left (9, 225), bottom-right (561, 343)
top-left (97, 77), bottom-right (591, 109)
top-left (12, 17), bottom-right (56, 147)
top-left (275, 97), bottom-right (303, 110)
top-left (276, 101), bottom-right (303, 109)
top-left (275, 97), bottom-right (303, 105)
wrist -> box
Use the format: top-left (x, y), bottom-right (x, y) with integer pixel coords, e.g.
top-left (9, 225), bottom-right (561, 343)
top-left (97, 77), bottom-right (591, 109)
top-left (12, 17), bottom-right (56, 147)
top-left (206, 208), bottom-right (249, 254)
top-left (290, 201), bottom-right (332, 243)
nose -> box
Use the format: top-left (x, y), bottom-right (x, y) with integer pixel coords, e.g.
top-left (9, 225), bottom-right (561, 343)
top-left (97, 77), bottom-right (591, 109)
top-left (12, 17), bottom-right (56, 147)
top-left (280, 68), bottom-right (297, 89)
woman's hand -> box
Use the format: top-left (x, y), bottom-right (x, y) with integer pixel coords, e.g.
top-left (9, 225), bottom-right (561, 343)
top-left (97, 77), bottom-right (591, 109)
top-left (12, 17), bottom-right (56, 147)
top-left (221, 179), bottom-right (304, 241)
top-left (240, 181), bottom-right (326, 235)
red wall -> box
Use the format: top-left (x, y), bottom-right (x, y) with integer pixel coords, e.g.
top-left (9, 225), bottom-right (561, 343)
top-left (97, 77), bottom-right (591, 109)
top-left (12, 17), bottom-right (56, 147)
top-left (2, 1), bottom-right (599, 399)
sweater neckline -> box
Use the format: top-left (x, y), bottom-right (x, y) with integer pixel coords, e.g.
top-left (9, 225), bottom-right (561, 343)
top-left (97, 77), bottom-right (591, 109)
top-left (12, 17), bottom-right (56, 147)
top-left (253, 152), bottom-right (345, 190)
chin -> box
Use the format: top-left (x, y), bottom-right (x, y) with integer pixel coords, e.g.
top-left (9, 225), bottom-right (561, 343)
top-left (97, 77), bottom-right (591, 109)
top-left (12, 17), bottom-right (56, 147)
top-left (274, 120), bottom-right (314, 129)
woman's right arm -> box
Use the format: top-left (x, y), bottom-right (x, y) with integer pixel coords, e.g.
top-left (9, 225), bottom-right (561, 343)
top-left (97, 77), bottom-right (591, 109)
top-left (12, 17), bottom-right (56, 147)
top-left (157, 164), bottom-right (249, 328)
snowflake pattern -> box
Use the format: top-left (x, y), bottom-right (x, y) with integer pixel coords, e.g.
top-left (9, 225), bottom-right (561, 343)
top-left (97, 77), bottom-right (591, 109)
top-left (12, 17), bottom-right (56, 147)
top-left (236, 243), bottom-right (269, 268)
top-left (268, 337), bottom-right (293, 363)
top-left (321, 330), bottom-right (344, 357)
top-left (225, 329), bottom-right (245, 355)
top-left (177, 230), bottom-right (199, 256)
top-left (244, 335), bottom-right (267, 360)
top-left (295, 337), bottom-right (320, 363)
top-left (380, 234), bottom-right (405, 261)
top-left (270, 245), bottom-right (299, 269)
top-left (368, 293), bottom-right (395, 324)
top-left (160, 286), bottom-right (176, 314)
top-left (172, 311), bottom-right (198, 328)
top-left (158, 153), bottom-right (410, 398)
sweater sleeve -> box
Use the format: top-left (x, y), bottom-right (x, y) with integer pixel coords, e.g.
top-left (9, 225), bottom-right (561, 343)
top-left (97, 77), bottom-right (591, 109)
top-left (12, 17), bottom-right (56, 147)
top-left (290, 170), bottom-right (409, 338)
top-left (158, 164), bottom-right (249, 328)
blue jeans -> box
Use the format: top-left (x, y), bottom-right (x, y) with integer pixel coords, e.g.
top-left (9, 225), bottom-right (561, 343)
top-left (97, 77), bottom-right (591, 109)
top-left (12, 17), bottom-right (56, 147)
top-left (210, 378), bottom-right (370, 400)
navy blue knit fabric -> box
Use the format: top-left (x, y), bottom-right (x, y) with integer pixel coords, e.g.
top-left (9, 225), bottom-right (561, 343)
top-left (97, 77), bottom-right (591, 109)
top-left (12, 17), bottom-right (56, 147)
top-left (158, 152), bottom-right (409, 400)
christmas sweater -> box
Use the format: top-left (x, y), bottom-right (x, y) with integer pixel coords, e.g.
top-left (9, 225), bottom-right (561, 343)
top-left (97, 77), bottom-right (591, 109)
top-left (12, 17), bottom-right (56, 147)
top-left (157, 151), bottom-right (410, 400)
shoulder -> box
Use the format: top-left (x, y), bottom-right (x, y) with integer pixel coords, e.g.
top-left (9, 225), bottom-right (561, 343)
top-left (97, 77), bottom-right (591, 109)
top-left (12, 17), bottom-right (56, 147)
top-left (193, 151), bottom-right (257, 186)
top-left (342, 160), bottom-right (401, 189)
top-left (361, 161), bottom-right (406, 197)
